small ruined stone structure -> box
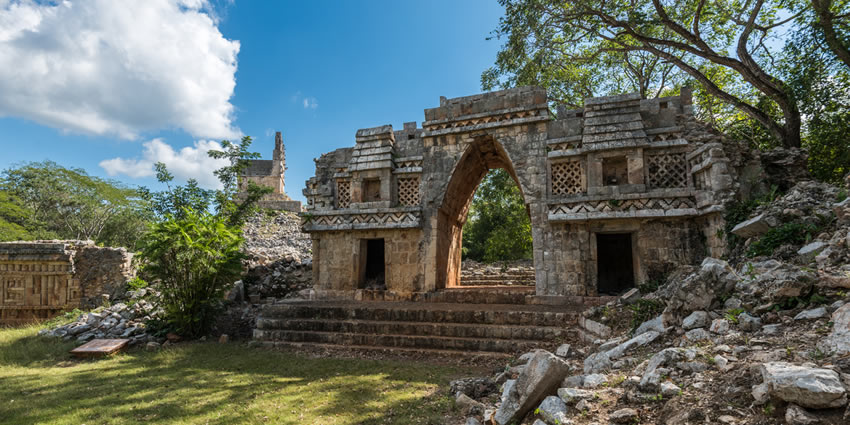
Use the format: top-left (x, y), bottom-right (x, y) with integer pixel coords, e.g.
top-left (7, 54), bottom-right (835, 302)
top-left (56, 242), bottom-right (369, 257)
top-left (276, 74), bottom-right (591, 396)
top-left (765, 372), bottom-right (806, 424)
top-left (302, 87), bottom-right (735, 300)
top-left (239, 131), bottom-right (301, 212)
top-left (0, 241), bottom-right (134, 325)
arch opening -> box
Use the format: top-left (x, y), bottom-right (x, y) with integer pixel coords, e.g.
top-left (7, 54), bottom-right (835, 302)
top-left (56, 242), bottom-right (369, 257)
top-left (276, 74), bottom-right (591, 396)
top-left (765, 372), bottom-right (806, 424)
top-left (435, 137), bottom-right (531, 289)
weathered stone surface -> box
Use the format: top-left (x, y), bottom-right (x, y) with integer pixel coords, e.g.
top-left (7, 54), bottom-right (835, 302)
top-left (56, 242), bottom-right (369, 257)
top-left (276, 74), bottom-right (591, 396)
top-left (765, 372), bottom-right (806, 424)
top-left (450, 377), bottom-right (498, 399)
top-left (731, 214), bottom-right (771, 238)
top-left (738, 313), bottom-right (762, 332)
top-left (759, 362), bottom-right (847, 409)
top-left (582, 373), bottom-right (608, 388)
top-left (734, 260), bottom-right (815, 304)
top-left (634, 315), bottom-right (665, 336)
top-left (682, 311), bottom-right (709, 330)
top-left (797, 241), bottom-right (827, 260)
top-left (752, 382), bottom-right (770, 405)
top-left (820, 304), bottom-right (850, 356)
top-left (0, 240), bottom-right (135, 324)
top-left (584, 331), bottom-right (661, 373)
top-left (557, 387), bottom-right (595, 404)
top-left (662, 258), bottom-right (739, 322)
top-left (684, 328), bottom-right (711, 342)
top-left (784, 404), bottom-right (820, 425)
top-left (456, 393), bottom-right (485, 415)
top-left (237, 132), bottom-right (301, 211)
top-left (555, 343), bottom-right (571, 358)
top-left (493, 351), bottom-right (571, 425)
top-left (710, 318), bottom-right (730, 334)
top-left (794, 307), bottom-right (828, 321)
top-left (536, 395), bottom-right (568, 425)
top-left (610, 408), bottom-right (639, 423)
top-left (660, 381), bottom-right (681, 397)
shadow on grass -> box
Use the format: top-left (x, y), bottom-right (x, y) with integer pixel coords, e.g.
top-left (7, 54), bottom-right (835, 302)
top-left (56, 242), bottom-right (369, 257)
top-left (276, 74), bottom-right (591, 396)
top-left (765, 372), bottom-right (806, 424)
top-left (0, 327), bottom-right (465, 425)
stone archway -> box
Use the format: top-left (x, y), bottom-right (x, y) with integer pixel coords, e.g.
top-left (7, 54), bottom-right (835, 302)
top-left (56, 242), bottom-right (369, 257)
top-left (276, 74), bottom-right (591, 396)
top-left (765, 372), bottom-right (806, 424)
top-left (435, 136), bottom-right (528, 289)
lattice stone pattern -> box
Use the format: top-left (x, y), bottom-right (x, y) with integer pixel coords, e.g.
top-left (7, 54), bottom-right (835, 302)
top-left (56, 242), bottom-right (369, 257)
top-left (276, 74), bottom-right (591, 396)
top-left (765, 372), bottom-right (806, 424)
top-left (646, 152), bottom-right (689, 189)
top-left (336, 180), bottom-right (351, 209)
top-left (397, 176), bottom-right (421, 206)
top-left (551, 161), bottom-right (584, 195)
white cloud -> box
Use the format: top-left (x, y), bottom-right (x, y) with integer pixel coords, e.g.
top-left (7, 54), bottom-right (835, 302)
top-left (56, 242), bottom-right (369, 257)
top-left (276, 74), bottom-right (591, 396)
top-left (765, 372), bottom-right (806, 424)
top-left (303, 97), bottom-right (319, 109)
top-left (0, 0), bottom-right (241, 140)
top-left (100, 139), bottom-right (230, 189)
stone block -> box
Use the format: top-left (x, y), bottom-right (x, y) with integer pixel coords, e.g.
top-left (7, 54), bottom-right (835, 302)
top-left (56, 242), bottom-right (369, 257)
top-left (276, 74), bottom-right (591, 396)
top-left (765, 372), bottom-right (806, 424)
top-left (730, 214), bottom-right (771, 238)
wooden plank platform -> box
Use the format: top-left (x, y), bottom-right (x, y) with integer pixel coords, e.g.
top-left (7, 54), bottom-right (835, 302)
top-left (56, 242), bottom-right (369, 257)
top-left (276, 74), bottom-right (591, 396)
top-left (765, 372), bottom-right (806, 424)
top-left (70, 339), bottom-right (129, 358)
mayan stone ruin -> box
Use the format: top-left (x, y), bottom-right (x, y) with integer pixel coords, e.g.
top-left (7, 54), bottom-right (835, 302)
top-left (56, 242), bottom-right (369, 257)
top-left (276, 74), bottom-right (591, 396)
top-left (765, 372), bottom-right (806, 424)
top-left (239, 131), bottom-right (302, 212)
top-left (302, 86), bottom-right (737, 300)
top-left (0, 241), bottom-right (135, 325)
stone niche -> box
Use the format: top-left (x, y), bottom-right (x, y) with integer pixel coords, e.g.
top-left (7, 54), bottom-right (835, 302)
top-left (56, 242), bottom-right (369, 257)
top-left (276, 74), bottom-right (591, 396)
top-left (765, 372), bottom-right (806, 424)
top-left (303, 86), bottom-right (739, 301)
top-left (0, 241), bottom-right (135, 325)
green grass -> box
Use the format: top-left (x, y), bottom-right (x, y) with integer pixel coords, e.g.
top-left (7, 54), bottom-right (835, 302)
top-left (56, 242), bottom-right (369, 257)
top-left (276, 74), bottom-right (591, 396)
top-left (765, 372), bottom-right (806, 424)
top-left (0, 325), bottom-right (464, 425)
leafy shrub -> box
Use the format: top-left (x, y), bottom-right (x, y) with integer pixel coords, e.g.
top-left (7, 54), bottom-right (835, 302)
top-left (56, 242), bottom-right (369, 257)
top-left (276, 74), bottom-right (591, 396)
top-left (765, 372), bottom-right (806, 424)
top-left (746, 221), bottom-right (820, 257)
top-left (126, 276), bottom-right (148, 290)
top-left (139, 208), bottom-right (244, 337)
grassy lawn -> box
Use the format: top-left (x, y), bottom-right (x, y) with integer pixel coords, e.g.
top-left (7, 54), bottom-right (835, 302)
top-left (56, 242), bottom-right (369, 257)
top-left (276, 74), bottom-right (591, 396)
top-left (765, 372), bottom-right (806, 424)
top-left (0, 325), bottom-right (467, 425)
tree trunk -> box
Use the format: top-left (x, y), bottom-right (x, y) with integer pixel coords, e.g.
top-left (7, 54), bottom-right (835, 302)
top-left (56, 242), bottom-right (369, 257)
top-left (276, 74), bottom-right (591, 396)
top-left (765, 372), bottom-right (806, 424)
top-left (813, 0), bottom-right (850, 70)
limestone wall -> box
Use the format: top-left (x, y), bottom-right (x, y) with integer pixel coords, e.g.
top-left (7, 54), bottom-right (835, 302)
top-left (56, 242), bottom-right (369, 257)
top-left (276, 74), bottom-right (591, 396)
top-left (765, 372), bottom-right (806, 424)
top-left (0, 241), bottom-right (134, 325)
top-left (311, 229), bottom-right (423, 293)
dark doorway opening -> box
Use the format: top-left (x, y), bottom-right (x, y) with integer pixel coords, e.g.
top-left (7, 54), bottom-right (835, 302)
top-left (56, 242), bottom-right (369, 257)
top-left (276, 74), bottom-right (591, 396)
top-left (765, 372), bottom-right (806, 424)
top-left (596, 233), bottom-right (634, 295)
top-left (360, 239), bottom-right (386, 290)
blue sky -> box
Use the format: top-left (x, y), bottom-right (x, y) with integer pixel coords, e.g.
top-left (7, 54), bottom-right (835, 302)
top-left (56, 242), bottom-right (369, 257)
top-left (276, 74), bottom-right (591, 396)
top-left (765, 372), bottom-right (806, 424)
top-left (0, 0), bottom-right (505, 202)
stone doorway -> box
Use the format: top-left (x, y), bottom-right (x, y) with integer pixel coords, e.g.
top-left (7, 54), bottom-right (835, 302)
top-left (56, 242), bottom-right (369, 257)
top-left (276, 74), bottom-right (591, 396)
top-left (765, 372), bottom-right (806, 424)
top-left (359, 239), bottom-right (386, 290)
top-left (435, 137), bottom-right (531, 289)
top-left (595, 233), bottom-right (635, 295)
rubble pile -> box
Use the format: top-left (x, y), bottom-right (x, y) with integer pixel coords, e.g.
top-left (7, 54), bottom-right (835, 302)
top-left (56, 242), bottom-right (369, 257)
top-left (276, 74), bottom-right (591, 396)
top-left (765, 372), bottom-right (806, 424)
top-left (39, 289), bottom-right (160, 346)
top-left (453, 181), bottom-right (850, 425)
top-left (242, 255), bottom-right (313, 300)
top-left (241, 210), bottom-right (312, 265)
top-left (241, 210), bottom-right (314, 300)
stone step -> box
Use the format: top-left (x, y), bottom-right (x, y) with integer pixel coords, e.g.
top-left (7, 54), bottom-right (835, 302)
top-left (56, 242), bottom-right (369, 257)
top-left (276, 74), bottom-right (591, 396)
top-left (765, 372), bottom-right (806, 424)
top-left (252, 329), bottom-right (552, 353)
top-left (460, 274), bottom-right (536, 279)
top-left (252, 340), bottom-right (513, 360)
top-left (256, 318), bottom-right (571, 340)
top-left (422, 288), bottom-right (535, 304)
top-left (259, 302), bottom-right (579, 326)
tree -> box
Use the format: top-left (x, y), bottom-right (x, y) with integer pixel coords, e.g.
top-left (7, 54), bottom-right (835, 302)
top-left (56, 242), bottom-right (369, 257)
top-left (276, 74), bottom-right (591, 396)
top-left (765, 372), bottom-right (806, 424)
top-left (138, 162), bottom-right (215, 221)
top-left (1, 161), bottom-right (148, 246)
top-left (462, 169), bottom-right (533, 262)
top-left (486, 0), bottom-right (806, 148)
top-left (782, 4), bottom-right (850, 182)
top-left (0, 191), bottom-right (38, 241)
top-left (137, 136), bottom-right (270, 337)
top-left (208, 136), bottom-right (273, 226)
top-left (812, 0), bottom-right (850, 70)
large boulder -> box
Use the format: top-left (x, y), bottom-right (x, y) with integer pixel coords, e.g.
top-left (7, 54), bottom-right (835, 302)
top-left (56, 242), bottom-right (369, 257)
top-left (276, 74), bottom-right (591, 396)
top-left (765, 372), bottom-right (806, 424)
top-left (734, 260), bottom-right (815, 305)
top-left (819, 303), bottom-right (850, 356)
top-left (494, 351), bottom-right (571, 425)
top-left (662, 258), bottom-right (738, 322)
top-left (759, 362), bottom-right (847, 409)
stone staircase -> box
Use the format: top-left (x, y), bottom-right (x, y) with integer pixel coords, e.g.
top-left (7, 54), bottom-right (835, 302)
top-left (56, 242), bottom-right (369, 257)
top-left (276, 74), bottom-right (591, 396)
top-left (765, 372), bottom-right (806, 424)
top-left (459, 268), bottom-right (536, 287)
top-left (253, 299), bottom-right (585, 358)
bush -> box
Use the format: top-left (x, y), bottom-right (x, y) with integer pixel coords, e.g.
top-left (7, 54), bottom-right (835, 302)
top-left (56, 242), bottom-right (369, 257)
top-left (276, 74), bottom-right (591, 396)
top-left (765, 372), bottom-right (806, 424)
top-left (746, 221), bottom-right (821, 257)
top-left (139, 209), bottom-right (244, 337)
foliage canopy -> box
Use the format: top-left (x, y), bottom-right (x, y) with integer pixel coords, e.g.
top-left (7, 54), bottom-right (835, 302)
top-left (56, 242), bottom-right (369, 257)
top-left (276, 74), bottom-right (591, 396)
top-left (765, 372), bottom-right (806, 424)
top-left (462, 168), bottom-right (533, 262)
